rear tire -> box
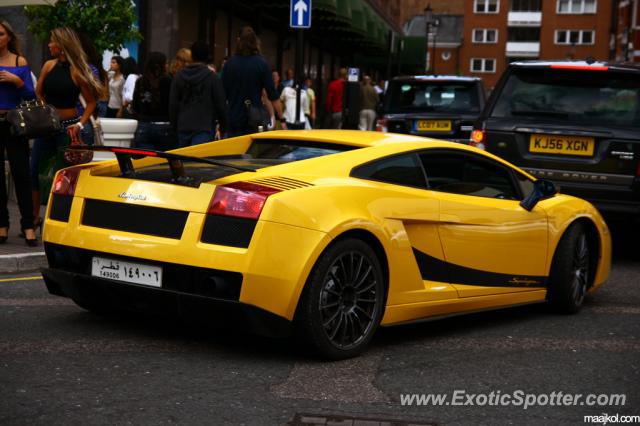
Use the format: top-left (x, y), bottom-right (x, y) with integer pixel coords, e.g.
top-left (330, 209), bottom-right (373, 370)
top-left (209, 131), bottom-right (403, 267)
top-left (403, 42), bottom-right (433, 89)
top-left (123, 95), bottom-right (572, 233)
top-left (547, 223), bottom-right (591, 314)
top-left (295, 238), bottom-right (385, 360)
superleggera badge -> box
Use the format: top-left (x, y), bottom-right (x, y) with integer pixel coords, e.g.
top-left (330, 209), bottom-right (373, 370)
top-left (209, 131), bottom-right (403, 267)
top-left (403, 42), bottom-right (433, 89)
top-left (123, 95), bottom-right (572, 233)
top-left (118, 192), bottom-right (147, 201)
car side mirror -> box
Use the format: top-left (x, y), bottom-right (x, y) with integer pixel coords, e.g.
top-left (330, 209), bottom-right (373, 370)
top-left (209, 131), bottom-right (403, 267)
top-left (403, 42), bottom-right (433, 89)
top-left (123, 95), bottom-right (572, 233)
top-left (520, 179), bottom-right (558, 211)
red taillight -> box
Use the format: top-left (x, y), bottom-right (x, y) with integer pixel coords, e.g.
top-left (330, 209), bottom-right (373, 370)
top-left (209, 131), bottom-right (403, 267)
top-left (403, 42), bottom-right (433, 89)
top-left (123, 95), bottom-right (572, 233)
top-left (207, 182), bottom-right (281, 220)
top-left (111, 147), bottom-right (158, 156)
top-left (52, 167), bottom-right (84, 196)
top-left (375, 117), bottom-right (388, 132)
top-left (469, 129), bottom-right (486, 150)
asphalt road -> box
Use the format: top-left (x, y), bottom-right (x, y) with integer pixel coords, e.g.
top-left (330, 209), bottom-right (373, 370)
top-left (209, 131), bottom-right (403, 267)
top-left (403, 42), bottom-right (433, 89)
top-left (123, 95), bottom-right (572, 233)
top-left (1, 223), bottom-right (639, 426)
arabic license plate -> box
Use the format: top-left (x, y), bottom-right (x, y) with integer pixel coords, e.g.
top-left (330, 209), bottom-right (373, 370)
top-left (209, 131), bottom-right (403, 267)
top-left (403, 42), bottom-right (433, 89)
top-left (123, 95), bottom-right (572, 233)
top-left (529, 134), bottom-right (595, 156)
top-left (416, 120), bottom-right (452, 132)
top-left (91, 257), bottom-right (162, 287)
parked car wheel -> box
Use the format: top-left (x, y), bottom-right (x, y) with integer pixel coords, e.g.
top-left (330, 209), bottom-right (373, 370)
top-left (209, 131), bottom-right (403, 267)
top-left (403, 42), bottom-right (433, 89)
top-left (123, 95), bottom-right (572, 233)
top-left (295, 238), bottom-right (385, 359)
top-left (547, 223), bottom-right (591, 314)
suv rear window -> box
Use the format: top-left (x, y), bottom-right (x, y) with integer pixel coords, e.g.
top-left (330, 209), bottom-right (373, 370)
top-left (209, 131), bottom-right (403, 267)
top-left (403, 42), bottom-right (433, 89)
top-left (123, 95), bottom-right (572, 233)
top-left (490, 68), bottom-right (640, 128)
top-left (386, 80), bottom-right (481, 114)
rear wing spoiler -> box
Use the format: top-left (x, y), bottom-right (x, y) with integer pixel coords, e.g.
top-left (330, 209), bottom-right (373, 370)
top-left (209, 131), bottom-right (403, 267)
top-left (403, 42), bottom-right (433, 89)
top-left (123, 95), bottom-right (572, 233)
top-left (68, 146), bottom-right (255, 182)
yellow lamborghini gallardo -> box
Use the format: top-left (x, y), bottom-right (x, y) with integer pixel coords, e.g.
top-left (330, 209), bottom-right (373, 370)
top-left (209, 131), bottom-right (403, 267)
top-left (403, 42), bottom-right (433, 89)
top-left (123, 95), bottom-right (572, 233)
top-left (41, 131), bottom-right (611, 359)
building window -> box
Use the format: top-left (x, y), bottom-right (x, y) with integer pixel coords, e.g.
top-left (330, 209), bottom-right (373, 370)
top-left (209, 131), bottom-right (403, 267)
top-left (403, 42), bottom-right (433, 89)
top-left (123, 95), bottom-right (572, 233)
top-left (555, 30), bottom-right (596, 44)
top-left (471, 58), bottom-right (496, 73)
top-left (511, 0), bottom-right (542, 11)
top-left (472, 29), bottom-right (498, 43)
top-left (508, 27), bottom-right (541, 42)
top-left (557, 0), bottom-right (597, 14)
top-left (474, 0), bottom-right (500, 13)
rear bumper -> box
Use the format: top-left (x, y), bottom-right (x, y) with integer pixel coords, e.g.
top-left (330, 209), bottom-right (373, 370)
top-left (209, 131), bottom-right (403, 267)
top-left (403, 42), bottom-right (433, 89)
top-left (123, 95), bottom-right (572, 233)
top-left (41, 266), bottom-right (292, 338)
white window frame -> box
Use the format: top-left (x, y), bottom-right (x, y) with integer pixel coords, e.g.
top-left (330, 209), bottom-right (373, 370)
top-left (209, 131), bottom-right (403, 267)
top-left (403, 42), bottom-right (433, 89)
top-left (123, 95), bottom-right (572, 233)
top-left (472, 28), bottom-right (499, 43)
top-left (554, 29), bottom-right (596, 45)
top-left (470, 58), bottom-right (497, 73)
top-left (474, 0), bottom-right (500, 14)
top-left (557, 0), bottom-right (597, 14)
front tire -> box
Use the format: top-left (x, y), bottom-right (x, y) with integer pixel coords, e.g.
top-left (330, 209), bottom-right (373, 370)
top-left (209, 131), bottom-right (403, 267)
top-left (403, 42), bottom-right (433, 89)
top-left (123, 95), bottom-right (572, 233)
top-left (295, 238), bottom-right (385, 360)
top-left (547, 223), bottom-right (591, 314)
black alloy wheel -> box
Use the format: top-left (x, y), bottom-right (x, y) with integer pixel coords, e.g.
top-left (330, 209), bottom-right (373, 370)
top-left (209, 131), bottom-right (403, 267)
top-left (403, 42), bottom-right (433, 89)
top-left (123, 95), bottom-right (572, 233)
top-left (547, 223), bottom-right (592, 314)
top-left (296, 238), bottom-right (385, 359)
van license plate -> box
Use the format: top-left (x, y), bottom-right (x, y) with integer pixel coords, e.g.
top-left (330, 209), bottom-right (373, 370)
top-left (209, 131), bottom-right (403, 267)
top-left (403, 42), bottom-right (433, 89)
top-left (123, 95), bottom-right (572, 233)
top-left (416, 120), bottom-right (451, 132)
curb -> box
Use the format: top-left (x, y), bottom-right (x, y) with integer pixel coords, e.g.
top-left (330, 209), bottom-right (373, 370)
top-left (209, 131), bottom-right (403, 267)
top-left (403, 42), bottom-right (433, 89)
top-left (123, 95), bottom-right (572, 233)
top-left (0, 252), bottom-right (47, 274)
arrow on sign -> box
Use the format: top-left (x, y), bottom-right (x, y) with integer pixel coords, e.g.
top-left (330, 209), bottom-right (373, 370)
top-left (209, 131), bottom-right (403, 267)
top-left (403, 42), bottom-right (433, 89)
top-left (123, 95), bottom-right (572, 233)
top-left (294, 0), bottom-right (308, 26)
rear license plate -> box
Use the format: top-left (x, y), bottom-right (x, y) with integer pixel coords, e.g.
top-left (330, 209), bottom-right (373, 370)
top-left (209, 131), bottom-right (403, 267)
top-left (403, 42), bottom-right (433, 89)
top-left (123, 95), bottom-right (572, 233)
top-left (416, 120), bottom-right (451, 132)
top-left (529, 134), bottom-right (594, 156)
top-left (91, 256), bottom-right (162, 287)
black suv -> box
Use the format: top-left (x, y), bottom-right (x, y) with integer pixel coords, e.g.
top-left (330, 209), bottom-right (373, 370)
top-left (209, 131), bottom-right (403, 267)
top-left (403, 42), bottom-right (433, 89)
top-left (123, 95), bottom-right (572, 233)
top-left (378, 75), bottom-right (485, 143)
top-left (471, 61), bottom-right (640, 217)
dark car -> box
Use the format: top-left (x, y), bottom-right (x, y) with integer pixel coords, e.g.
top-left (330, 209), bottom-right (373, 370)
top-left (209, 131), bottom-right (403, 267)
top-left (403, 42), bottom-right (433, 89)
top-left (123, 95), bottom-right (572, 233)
top-left (377, 75), bottom-right (486, 143)
top-left (470, 61), bottom-right (640, 218)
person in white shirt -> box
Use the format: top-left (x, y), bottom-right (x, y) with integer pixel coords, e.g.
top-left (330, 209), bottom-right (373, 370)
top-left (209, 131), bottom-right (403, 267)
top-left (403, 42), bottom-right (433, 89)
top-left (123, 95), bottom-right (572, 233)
top-left (107, 56), bottom-right (124, 117)
top-left (280, 85), bottom-right (309, 129)
top-left (119, 56), bottom-right (139, 118)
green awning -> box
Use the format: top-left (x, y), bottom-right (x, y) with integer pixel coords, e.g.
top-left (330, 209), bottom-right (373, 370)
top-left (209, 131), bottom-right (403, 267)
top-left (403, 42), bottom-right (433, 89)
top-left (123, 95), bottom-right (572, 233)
top-left (335, 0), bottom-right (352, 21)
top-left (315, 0), bottom-right (337, 13)
top-left (349, 0), bottom-right (366, 33)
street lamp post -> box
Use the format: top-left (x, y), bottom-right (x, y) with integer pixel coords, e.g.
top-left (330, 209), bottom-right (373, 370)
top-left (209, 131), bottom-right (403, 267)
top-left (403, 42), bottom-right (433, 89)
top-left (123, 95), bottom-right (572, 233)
top-left (424, 4), bottom-right (434, 73)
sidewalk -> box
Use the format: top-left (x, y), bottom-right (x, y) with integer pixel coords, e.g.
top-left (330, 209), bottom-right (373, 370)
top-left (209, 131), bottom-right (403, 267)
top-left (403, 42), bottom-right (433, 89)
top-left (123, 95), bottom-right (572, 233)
top-left (0, 200), bottom-right (47, 274)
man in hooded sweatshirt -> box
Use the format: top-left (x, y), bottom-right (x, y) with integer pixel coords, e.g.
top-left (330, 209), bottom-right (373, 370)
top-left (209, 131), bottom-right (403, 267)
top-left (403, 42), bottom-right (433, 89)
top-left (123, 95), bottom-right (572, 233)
top-left (169, 41), bottom-right (228, 146)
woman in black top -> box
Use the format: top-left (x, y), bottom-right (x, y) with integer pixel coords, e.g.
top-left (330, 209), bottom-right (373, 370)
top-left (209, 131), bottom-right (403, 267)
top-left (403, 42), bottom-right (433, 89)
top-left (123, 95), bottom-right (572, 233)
top-left (131, 52), bottom-right (176, 151)
top-left (31, 27), bottom-right (102, 225)
top-left (0, 20), bottom-right (37, 245)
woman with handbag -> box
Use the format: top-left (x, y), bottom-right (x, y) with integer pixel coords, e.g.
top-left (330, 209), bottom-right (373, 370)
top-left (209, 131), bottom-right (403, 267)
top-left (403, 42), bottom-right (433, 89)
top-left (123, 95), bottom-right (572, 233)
top-left (30, 27), bottom-right (102, 228)
top-left (0, 20), bottom-right (37, 246)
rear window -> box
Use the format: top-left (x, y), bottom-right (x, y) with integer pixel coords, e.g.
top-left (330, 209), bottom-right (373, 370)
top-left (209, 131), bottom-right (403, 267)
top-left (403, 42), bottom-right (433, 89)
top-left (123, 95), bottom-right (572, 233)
top-left (245, 139), bottom-right (356, 161)
top-left (385, 80), bottom-right (481, 114)
top-left (490, 68), bottom-right (640, 128)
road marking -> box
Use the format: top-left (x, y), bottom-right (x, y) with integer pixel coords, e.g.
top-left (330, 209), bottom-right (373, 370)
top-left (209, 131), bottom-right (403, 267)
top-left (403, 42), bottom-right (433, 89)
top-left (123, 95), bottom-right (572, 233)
top-left (0, 276), bottom-right (42, 283)
top-left (271, 354), bottom-right (389, 403)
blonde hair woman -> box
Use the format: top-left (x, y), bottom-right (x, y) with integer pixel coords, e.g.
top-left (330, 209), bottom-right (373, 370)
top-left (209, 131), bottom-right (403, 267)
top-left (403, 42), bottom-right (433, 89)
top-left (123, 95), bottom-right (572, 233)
top-left (169, 48), bottom-right (191, 76)
top-left (31, 27), bottom-right (103, 226)
top-left (0, 20), bottom-right (37, 245)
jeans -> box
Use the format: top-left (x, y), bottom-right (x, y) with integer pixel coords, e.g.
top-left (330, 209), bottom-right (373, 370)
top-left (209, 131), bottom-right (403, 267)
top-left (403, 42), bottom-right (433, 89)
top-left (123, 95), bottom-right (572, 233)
top-left (30, 119), bottom-right (77, 191)
top-left (0, 120), bottom-right (34, 230)
top-left (134, 122), bottom-right (177, 151)
top-left (178, 131), bottom-right (214, 148)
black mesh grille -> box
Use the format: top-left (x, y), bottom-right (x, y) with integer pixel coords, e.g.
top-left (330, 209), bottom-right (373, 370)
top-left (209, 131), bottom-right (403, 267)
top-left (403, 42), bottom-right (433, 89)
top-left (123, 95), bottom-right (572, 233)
top-left (201, 215), bottom-right (256, 248)
top-left (44, 243), bottom-right (242, 301)
top-left (49, 195), bottom-right (73, 222)
top-left (82, 199), bottom-right (188, 239)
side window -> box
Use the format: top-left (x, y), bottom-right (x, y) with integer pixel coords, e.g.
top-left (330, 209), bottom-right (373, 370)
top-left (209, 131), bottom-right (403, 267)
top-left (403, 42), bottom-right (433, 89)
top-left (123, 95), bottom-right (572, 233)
top-left (352, 154), bottom-right (427, 189)
top-left (421, 153), bottom-right (520, 200)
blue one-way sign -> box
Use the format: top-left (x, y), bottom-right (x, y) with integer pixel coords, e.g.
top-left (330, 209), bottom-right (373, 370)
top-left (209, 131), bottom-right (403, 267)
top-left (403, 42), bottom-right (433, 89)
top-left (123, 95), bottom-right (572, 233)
top-left (290, 0), bottom-right (311, 28)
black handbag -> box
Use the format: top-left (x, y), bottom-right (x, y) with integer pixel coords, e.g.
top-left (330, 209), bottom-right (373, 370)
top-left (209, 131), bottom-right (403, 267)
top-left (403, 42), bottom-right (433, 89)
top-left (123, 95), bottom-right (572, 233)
top-left (7, 100), bottom-right (62, 138)
top-left (244, 99), bottom-right (270, 133)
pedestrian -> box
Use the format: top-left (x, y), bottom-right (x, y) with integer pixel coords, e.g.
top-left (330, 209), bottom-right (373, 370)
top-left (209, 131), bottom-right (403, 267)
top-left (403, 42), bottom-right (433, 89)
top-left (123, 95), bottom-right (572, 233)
top-left (280, 83), bottom-right (309, 129)
top-left (222, 26), bottom-right (286, 137)
top-left (106, 55), bottom-right (124, 117)
top-left (359, 75), bottom-right (378, 131)
top-left (119, 57), bottom-right (139, 118)
top-left (169, 48), bottom-right (191, 77)
top-left (326, 67), bottom-right (346, 129)
top-left (304, 76), bottom-right (316, 128)
top-left (31, 27), bottom-right (101, 228)
top-left (0, 20), bottom-right (37, 245)
top-left (132, 51), bottom-right (175, 151)
top-left (272, 69), bottom-right (284, 95)
top-left (77, 32), bottom-right (108, 146)
top-left (169, 41), bottom-right (227, 147)
top-left (282, 68), bottom-right (294, 88)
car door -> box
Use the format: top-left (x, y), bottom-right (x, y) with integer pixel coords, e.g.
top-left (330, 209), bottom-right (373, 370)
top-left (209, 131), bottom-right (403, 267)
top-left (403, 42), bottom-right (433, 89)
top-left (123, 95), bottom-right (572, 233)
top-left (420, 150), bottom-right (548, 298)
